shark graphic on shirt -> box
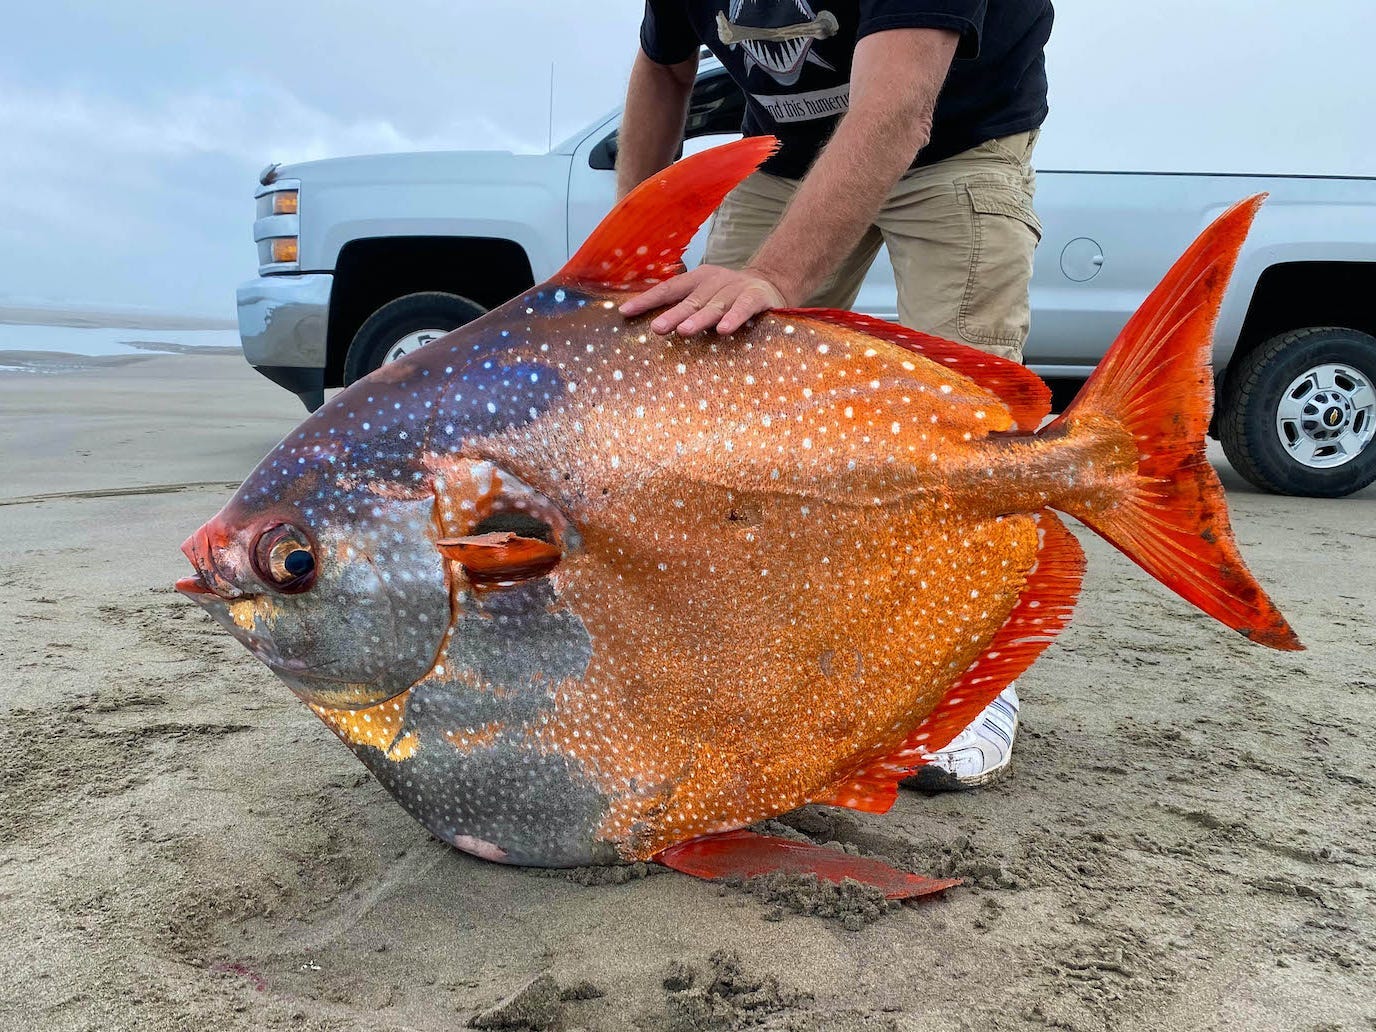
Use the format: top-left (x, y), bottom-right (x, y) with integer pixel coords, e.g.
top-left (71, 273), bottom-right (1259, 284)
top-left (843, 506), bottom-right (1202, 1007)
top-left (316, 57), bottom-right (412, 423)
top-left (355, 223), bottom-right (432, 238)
top-left (716, 0), bottom-right (838, 86)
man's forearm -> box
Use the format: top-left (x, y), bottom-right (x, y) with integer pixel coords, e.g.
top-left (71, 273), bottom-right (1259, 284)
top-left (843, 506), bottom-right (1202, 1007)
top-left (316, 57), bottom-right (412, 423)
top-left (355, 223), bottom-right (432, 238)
top-left (748, 28), bottom-right (958, 303)
top-left (618, 27), bottom-right (959, 336)
top-left (616, 50), bottom-right (698, 200)
top-left (747, 106), bottom-right (929, 303)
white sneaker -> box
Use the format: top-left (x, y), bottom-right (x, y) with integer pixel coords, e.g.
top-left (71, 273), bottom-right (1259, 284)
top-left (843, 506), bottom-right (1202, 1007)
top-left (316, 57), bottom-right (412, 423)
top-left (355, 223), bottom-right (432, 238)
top-left (906, 685), bottom-right (1019, 792)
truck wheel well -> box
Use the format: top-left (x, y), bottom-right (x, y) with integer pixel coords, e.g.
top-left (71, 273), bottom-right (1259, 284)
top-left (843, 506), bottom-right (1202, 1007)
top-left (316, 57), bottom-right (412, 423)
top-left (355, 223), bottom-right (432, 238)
top-left (1231, 261), bottom-right (1376, 378)
top-left (326, 237), bottom-right (535, 386)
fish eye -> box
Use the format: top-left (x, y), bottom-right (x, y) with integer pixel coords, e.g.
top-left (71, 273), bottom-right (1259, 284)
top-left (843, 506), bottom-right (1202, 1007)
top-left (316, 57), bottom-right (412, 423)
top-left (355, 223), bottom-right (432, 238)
top-left (284, 549), bottom-right (314, 577)
top-left (253, 524), bottom-right (318, 593)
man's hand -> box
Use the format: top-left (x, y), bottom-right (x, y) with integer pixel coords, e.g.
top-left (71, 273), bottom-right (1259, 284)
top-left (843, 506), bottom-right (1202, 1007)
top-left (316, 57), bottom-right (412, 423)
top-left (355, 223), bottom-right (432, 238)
top-left (619, 264), bottom-right (791, 336)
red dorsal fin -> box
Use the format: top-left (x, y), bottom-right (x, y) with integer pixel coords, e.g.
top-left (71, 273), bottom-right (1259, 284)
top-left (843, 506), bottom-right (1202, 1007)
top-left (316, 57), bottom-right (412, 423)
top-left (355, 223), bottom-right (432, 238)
top-left (814, 512), bottom-right (1085, 814)
top-left (559, 136), bottom-right (779, 291)
top-left (655, 829), bottom-right (960, 900)
top-left (776, 308), bottom-right (1053, 431)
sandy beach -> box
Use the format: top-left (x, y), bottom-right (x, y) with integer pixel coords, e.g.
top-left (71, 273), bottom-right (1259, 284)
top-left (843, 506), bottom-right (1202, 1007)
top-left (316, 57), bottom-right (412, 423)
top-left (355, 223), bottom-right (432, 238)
top-left (1, 348), bottom-right (1373, 1032)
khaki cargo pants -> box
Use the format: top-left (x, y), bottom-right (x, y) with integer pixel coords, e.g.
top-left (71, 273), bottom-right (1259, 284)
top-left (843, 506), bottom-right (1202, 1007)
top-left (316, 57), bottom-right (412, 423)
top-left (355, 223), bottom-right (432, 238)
top-left (704, 130), bottom-right (1041, 362)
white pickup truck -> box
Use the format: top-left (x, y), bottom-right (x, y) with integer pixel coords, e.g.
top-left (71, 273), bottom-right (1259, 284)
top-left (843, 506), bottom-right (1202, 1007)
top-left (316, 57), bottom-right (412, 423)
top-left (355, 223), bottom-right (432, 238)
top-left (237, 60), bottom-right (1376, 498)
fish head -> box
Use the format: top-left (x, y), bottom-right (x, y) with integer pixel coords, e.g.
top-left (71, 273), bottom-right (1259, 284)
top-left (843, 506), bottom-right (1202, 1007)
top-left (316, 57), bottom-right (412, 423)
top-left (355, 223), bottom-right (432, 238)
top-left (175, 314), bottom-right (582, 711)
top-left (176, 368), bottom-right (463, 710)
top-left (176, 492), bottom-right (450, 710)
top-left (177, 509), bottom-right (447, 713)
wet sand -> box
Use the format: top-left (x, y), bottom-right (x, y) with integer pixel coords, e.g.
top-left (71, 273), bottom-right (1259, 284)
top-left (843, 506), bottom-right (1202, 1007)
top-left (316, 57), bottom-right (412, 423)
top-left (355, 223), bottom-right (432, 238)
top-left (2, 351), bottom-right (1373, 1031)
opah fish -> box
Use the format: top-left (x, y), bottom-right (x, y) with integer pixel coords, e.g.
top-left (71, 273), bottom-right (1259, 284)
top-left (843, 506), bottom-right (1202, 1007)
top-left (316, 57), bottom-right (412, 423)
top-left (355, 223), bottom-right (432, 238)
top-left (178, 138), bottom-right (1299, 897)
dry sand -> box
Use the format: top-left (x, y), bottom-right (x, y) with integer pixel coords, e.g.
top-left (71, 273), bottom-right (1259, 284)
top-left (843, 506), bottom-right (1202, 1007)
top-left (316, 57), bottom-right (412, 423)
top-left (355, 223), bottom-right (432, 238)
top-left (1, 350), bottom-right (1373, 1032)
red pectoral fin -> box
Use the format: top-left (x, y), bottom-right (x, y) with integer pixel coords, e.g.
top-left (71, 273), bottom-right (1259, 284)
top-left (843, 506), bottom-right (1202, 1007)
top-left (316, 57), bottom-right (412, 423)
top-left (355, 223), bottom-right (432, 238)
top-left (437, 531), bottom-right (561, 585)
top-left (656, 830), bottom-right (960, 900)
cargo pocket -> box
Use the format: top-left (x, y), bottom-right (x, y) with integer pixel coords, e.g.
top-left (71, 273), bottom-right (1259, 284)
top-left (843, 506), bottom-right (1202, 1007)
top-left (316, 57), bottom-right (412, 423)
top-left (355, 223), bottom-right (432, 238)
top-left (957, 177), bottom-right (1042, 351)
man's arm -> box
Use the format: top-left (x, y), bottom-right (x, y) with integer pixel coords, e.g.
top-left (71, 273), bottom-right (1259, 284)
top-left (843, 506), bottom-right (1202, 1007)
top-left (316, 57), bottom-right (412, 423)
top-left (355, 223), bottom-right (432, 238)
top-left (616, 49), bottom-right (700, 201)
top-left (620, 27), bottom-right (959, 335)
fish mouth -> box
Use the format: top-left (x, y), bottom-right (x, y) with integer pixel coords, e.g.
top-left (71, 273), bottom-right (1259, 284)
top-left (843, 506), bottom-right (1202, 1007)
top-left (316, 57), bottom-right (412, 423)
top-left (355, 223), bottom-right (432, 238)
top-left (177, 522), bottom-right (245, 600)
top-left (174, 538), bottom-right (305, 675)
top-left (175, 572), bottom-right (215, 596)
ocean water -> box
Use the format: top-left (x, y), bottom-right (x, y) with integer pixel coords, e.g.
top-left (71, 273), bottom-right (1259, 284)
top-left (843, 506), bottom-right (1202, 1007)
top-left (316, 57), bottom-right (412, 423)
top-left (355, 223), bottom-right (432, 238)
top-left (0, 324), bottom-right (240, 373)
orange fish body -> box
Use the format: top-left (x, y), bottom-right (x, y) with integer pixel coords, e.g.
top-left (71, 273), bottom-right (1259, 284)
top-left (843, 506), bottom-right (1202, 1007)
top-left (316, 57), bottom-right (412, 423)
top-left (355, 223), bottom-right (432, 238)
top-left (179, 139), bottom-right (1298, 888)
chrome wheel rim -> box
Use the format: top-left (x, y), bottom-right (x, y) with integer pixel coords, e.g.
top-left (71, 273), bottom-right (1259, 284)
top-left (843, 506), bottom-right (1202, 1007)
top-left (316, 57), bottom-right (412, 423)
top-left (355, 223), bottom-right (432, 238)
top-left (1275, 362), bottom-right (1376, 469)
top-left (383, 329), bottom-right (448, 365)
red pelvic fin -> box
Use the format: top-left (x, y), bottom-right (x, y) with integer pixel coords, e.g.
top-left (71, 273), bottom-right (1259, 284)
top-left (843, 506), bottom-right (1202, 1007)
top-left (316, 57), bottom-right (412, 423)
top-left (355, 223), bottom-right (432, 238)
top-left (1047, 195), bottom-right (1302, 651)
top-left (655, 829), bottom-right (960, 900)
top-left (558, 136), bottom-right (779, 292)
top-left (814, 513), bottom-right (1085, 813)
top-left (775, 308), bottom-right (1052, 430)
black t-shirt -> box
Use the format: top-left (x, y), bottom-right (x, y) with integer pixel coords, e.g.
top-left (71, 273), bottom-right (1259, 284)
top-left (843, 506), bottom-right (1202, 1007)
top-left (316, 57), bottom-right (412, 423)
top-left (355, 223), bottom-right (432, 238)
top-left (640, 0), bottom-right (1053, 179)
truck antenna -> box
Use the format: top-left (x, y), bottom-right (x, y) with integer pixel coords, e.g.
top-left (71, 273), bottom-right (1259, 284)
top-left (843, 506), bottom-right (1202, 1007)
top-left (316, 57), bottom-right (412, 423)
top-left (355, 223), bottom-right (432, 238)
top-left (547, 62), bottom-right (555, 152)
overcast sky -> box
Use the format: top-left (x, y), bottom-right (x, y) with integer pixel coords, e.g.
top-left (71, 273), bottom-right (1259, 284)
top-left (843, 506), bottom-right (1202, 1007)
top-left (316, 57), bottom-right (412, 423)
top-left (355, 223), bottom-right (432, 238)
top-left (1, 0), bottom-right (1370, 319)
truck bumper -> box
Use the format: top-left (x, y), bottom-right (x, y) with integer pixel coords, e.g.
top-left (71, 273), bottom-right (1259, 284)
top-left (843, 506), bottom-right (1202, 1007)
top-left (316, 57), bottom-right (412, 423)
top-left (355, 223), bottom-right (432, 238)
top-left (236, 273), bottom-right (333, 411)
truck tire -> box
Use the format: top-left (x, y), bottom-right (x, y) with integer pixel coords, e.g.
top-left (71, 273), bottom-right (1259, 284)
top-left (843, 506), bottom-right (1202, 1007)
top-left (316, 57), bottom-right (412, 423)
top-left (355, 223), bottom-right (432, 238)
top-left (1219, 326), bottom-right (1376, 497)
top-left (344, 292), bottom-right (486, 383)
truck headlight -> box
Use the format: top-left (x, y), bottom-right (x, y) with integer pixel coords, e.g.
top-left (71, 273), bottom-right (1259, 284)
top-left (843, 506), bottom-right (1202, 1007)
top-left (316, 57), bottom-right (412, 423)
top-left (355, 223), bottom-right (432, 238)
top-left (270, 238), bottom-right (299, 263)
top-left (253, 178), bottom-right (302, 272)
top-left (270, 190), bottom-right (298, 215)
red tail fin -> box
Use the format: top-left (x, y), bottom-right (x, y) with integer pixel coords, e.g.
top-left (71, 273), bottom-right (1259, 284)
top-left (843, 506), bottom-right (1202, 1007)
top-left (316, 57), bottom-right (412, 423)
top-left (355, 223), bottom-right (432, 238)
top-left (1048, 196), bottom-right (1301, 650)
top-left (559, 136), bottom-right (778, 291)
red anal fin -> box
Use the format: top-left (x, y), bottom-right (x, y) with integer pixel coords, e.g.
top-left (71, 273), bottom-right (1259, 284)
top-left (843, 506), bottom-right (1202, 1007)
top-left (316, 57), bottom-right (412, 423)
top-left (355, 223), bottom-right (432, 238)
top-left (906, 513), bottom-right (1085, 754)
top-left (814, 513), bottom-right (1085, 812)
top-left (437, 531), bottom-right (561, 584)
top-left (776, 308), bottom-right (1053, 431)
top-left (559, 136), bottom-right (779, 291)
top-left (656, 829), bottom-right (959, 900)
